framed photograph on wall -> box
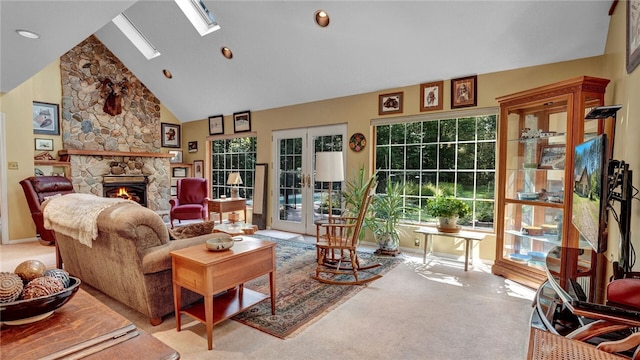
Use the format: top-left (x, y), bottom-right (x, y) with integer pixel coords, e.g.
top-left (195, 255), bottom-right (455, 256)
top-left (34, 138), bottom-right (54, 151)
top-left (172, 167), bottom-right (187, 177)
top-left (33, 101), bottom-right (60, 135)
top-left (193, 160), bottom-right (204, 178)
top-left (233, 111), bottom-right (251, 133)
top-left (169, 150), bottom-right (183, 164)
top-left (209, 114), bottom-right (224, 135)
top-left (420, 81), bottom-right (443, 112)
top-left (627, 0), bottom-right (640, 73)
top-left (161, 122), bottom-right (181, 148)
top-left (378, 92), bottom-right (403, 115)
top-left (538, 144), bottom-right (566, 169)
top-left (188, 141), bottom-right (198, 153)
top-left (451, 75), bottom-right (477, 108)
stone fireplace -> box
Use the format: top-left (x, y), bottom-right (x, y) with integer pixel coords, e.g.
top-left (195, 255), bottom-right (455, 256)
top-left (103, 175), bottom-right (148, 206)
top-left (58, 35), bottom-right (173, 214)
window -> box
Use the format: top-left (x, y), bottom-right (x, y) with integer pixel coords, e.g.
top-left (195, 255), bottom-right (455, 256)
top-left (210, 137), bottom-right (257, 201)
top-left (373, 109), bottom-right (497, 230)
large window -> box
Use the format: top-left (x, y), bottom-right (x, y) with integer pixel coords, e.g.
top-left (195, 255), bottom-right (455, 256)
top-left (210, 137), bottom-right (257, 201)
top-left (374, 111), bottom-right (496, 230)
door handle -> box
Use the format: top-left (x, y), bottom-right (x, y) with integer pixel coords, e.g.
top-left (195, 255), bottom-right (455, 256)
top-left (306, 174), bottom-right (311, 188)
top-left (300, 174), bottom-right (306, 188)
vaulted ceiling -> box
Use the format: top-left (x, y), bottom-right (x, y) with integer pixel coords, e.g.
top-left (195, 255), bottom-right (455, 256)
top-left (1, 1), bottom-right (613, 122)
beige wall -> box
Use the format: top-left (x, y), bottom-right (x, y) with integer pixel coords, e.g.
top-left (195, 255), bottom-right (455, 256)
top-left (602, 3), bottom-right (640, 272)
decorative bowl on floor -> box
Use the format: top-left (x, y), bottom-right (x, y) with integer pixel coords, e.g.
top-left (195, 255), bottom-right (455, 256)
top-left (0, 276), bottom-right (81, 325)
top-left (206, 237), bottom-right (234, 251)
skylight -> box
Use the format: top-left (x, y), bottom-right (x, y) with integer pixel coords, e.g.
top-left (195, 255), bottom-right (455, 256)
top-left (112, 13), bottom-right (160, 60)
top-left (175, 0), bottom-right (220, 36)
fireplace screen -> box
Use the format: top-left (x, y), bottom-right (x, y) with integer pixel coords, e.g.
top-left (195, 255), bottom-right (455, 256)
top-left (103, 175), bottom-right (148, 207)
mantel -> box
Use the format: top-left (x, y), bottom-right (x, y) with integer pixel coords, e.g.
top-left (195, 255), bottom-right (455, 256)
top-left (58, 150), bottom-right (174, 159)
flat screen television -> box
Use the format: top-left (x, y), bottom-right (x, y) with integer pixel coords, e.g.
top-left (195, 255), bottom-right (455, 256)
top-left (571, 134), bottom-right (608, 253)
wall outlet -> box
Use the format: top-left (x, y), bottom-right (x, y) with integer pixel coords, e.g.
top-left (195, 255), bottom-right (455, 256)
top-left (8, 161), bottom-right (18, 170)
top-left (414, 238), bottom-right (420, 247)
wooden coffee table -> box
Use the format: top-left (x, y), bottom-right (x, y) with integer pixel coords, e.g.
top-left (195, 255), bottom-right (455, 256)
top-left (0, 288), bottom-right (179, 360)
top-left (170, 237), bottom-right (276, 350)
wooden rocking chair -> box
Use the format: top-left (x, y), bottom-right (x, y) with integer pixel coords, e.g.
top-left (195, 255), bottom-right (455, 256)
top-left (312, 177), bottom-right (382, 285)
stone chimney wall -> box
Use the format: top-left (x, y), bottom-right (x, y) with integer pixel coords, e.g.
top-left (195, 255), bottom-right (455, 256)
top-left (59, 35), bottom-right (170, 212)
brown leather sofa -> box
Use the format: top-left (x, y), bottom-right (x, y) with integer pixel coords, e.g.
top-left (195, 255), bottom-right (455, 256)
top-left (20, 176), bottom-right (75, 267)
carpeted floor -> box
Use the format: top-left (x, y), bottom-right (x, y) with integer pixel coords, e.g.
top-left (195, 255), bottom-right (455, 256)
top-left (231, 235), bottom-right (402, 338)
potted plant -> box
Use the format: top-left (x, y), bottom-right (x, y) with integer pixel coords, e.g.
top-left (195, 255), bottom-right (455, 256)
top-left (366, 181), bottom-right (409, 253)
top-left (340, 167), bottom-right (377, 242)
top-left (425, 195), bottom-right (470, 232)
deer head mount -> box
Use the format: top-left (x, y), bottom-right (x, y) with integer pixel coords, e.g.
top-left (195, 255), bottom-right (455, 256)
top-left (100, 78), bottom-right (129, 116)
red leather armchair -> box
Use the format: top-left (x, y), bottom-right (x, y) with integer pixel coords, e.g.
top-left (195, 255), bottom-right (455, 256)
top-left (170, 177), bottom-right (209, 228)
top-left (20, 176), bottom-right (75, 268)
top-left (607, 276), bottom-right (640, 310)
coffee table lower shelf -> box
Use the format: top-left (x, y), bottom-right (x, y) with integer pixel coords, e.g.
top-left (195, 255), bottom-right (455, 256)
top-left (181, 288), bottom-right (269, 326)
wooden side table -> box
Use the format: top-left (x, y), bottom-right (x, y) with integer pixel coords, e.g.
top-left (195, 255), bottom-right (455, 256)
top-left (170, 237), bottom-right (276, 350)
top-left (208, 198), bottom-right (247, 224)
top-left (414, 227), bottom-right (486, 271)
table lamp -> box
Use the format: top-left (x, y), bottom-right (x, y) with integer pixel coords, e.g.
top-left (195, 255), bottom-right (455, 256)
top-left (315, 152), bottom-right (344, 220)
top-left (227, 172), bottom-right (243, 199)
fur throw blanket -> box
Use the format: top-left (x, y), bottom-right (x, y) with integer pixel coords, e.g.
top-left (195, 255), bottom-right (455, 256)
top-left (43, 193), bottom-right (133, 248)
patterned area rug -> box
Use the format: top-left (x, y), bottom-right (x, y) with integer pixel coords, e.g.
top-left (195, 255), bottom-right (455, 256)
top-left (231, 235), bottom-right (402, 339)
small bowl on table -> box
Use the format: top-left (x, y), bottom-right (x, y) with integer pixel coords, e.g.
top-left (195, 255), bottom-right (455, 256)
top-left (206, 236), bottom-right (234, 251)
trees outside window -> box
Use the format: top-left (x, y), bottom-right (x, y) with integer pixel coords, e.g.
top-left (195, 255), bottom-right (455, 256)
top-left (374, 114), bottom-right (496, 230)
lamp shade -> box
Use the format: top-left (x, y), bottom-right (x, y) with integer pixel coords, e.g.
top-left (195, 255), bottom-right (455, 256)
top-left (315, 152), bottom-right (344, 182)
top-left (227, 172), bottom-right (243, 185)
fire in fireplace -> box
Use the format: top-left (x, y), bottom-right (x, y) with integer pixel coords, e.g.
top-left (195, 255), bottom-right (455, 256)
top-left (103, 175), bottom-right (148, 206)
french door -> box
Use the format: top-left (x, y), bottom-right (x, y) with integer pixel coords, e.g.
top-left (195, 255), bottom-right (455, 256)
top-left (271, 124), bottom-right (346, 235)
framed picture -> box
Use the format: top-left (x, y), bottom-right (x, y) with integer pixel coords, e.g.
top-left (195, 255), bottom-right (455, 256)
top-left (627, 0), bottom-right (640, 73)
top-left (172, 167), bottom-right (187, 177)
top-left (188, 141), bottom-right (198, 153)
top-left (233, 111), bottom-right (251, 133)
top-left (161, 122), bottom-right (181, 148)
top-left (33, 101), bottom-right (60, 135)
top-left (538, 144), bottom-right (566, 169)
top-left (193, 160), bottom-right (204, 178)
top-left (34, 138), bottom-right (54, 151)
top-left (208, 115), bottom-right (224, 135)
top-left (451, 75), bottom-right (477, 108)
top-left (169, 150), bottom-right (183, 164)
top-left (170, 186), bottom-right (177, 196)
top-left (420, 81), bottom-right (443, 112)
top-left (378, 92), bottom-right (403, 115)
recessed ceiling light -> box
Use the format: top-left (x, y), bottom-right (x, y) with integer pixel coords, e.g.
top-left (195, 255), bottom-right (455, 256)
top-left (163, 69), bottom-right (173, 79)
top-left (175, 0), bottom-right (221, 36)
top-left (16, 29), bottom-right (40, 39)
top-left (112, 13), bottom-right (161, 60)
top-left (315, 10), bottom-right (330, 27)
top-left (221, 47), bottom-right (233, 59)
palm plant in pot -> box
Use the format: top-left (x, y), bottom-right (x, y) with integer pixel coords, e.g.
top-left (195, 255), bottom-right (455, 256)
top-left (425, 195), bottom-right (470, 233)
top-left (366, 181), bottom-right (409, 254)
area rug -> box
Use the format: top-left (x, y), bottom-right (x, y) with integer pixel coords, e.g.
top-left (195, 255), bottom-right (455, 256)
top-left (231, 235), bottom-right (402, 339)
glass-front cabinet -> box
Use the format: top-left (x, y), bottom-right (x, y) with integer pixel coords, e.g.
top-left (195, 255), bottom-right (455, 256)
top-left (492, 76), bottom-right (612, 288)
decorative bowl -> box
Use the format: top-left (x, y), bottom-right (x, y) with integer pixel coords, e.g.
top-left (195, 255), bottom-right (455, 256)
top-left (509, 253), bottom-right (532, 263)
top-left (0, 276), bottom-right (81, 325)
top-left (206, 237), bottom-right (234, 251)
top-left (517, 192), bottom-right (539, 201)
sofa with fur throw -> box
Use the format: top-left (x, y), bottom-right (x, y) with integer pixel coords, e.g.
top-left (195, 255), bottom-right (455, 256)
top-left (42, 195), bottom-right (230, 325)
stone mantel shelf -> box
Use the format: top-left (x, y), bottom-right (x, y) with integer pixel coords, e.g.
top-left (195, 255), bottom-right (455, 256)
top-left (58, 150), bottom-right (174, 159)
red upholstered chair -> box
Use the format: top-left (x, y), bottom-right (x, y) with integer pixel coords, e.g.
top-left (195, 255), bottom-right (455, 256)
top-left (607, 277), bottom-right (640, 310)
top-left (170, 177), bottom-right (210, 228)
top-left (20, 176), bottom-right (75, 268)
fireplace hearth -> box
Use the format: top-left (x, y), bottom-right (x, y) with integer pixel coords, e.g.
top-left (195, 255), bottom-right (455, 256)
top-left (103, 175), bottom-right (148, 207)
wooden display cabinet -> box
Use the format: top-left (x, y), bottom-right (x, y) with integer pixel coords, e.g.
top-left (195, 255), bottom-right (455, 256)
top-left (492, 76), bottom-right (613, 288)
